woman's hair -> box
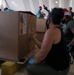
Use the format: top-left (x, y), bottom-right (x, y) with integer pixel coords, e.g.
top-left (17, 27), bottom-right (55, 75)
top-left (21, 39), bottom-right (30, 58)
top-left (65, 15), bottom-right (73, 23)
top-left (48, 8), bottom-right (64, 25)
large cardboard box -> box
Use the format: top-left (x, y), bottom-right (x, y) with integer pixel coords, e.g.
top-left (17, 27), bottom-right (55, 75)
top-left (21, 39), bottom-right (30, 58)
top-left (36, 19), bottom-right (46, 32)
top-left (0, 11), bottom-right (36, 62)
top-left (36, 19), bottom-right (46, 42)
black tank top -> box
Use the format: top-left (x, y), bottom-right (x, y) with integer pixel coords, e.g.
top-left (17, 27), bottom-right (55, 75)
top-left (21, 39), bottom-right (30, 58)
top-left (45, 27), bottom-right (69, 71)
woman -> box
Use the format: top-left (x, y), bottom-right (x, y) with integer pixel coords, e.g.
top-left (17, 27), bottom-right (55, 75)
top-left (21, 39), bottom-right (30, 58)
top-left (27, 8), bottom-right (70, 75)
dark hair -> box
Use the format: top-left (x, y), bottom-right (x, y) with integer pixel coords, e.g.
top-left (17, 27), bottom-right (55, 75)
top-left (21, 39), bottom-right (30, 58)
top-left (48, 8), bottom-right (64, 25)
top-left (69, 7), bottom-right (72, 10)
top-left (65, 15), bottom-right (73, 20)
top-left (4, 7), bottom-right (8, 10)
top-left (65, 15), bottom-right (73, 23)
top-left (0, 9), bottom-right (1, 11)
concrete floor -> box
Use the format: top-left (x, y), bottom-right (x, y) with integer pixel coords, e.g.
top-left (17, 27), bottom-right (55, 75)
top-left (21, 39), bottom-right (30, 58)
top-left (14, 62), bottom-right (74, 75)
top-left (0, 61), bottom-right (73, 75)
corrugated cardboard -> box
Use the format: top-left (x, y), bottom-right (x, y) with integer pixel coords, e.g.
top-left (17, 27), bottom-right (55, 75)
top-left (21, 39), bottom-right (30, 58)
top-left (36, 19), bottom-right (46, 32)
top-left (0, 11), bottom-right (36, 62)
top-left (36, 19), bottom-right (46, 42)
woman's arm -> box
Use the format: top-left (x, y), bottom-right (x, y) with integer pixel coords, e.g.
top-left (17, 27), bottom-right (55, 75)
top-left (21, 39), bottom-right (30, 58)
top-left (70, 27), bottom-right (74, 45)
top-left (34, 29), bottom-right (55, 64)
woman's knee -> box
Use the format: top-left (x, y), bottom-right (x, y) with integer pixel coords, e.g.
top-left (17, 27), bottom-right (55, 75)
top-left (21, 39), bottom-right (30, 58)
top-left (26, 65), bottom-right (32, 72)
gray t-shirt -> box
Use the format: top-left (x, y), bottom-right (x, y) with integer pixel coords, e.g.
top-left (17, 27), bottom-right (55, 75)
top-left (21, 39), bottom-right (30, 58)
top-left (63, 20), bottom-right (74, 43)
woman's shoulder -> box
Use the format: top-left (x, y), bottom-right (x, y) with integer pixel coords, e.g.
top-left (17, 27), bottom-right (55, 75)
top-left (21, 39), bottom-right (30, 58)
top-left (47, 27), bottom-right (60, 31)
top-left (45, 28), bottom-right (61, 43)
top-left (46, 28), bottom-right (55, 32)
top-left (46, 28), bottom-right (59, 35)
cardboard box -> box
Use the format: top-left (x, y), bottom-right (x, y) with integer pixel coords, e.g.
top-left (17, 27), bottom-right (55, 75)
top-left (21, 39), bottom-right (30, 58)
top-left (36, 19), bottom-right (46, 42)
top-left (36, 19), bottom-right (46, 32)
top-left (0, 11), bottom-right (36, 62)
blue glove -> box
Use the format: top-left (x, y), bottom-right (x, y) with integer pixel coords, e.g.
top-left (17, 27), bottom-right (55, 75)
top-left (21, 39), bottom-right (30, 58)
top-left (28, 58), bottom-right (35, 64)
top-left (66, 44), bottom-right (72, 51)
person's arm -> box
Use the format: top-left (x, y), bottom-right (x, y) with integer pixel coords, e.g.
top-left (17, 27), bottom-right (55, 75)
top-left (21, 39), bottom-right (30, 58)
top-left (43, 5), bottom-right (50, 13)
top-left (69, 38), bottom-right (74, 46)
top-left (71, 27), bottom-right (74, 34)
top-left (67, 20), bottom-right (74, 32)
top-left (34, 29), bottom-right (55, 64)
top-left (68, 21), bottom-right (74, 46)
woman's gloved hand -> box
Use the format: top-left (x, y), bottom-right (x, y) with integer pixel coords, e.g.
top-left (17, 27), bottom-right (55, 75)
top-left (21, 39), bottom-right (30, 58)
top-left (28, 58), bottom-right (35, 64)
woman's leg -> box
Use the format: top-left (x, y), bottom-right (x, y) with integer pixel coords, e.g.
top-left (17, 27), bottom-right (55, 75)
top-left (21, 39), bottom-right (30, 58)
top-left (26, 63), bottom-right (70, 75)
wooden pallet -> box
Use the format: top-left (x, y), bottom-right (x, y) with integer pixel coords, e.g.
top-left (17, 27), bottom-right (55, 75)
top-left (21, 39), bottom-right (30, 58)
top-left (17, 49), bottom-right (39, 64)
top-left (1, 49), bottom-right (39, 75)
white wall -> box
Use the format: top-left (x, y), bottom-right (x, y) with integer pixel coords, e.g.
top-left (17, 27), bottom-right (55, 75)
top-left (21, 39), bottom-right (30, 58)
top-left (1, 0), bottom-right (74, 15)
